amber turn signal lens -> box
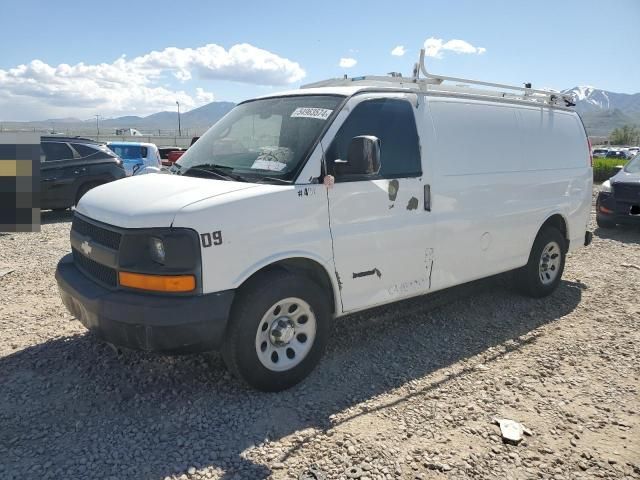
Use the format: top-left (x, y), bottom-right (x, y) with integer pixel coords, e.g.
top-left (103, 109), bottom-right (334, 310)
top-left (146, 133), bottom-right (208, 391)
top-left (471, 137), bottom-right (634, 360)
top-left (118, 271), bottom-right (195, 292)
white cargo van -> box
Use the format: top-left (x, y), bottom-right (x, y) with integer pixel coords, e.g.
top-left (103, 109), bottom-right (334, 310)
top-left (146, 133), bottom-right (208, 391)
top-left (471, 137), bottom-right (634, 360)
top-left (56, 52), bottom-right (593, 391)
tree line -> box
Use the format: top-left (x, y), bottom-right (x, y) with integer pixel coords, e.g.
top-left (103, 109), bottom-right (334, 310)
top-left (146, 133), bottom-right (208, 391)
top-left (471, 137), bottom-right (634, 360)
top-left (609, 125), bottom-right (640, 145)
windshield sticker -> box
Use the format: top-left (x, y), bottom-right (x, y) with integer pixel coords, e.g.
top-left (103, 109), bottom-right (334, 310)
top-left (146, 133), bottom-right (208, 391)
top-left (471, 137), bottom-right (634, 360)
top-left (251, 159), bottom-right (287, 171)
top-left (251, 147), bottom-right (292, 171)
top-left (291, 107), bottom-right (333, 120)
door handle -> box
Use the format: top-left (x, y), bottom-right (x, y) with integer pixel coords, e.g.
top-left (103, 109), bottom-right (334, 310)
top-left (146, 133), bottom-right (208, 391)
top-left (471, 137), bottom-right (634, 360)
top-left (424, 184), bottom-right (431, 211)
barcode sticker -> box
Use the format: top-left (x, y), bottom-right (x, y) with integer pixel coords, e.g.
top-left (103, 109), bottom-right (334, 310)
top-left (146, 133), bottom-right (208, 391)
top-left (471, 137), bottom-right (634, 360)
top-left (290, 107), bottom-right (333, 120)
top-left (251, 159), bottom-right (287, 171)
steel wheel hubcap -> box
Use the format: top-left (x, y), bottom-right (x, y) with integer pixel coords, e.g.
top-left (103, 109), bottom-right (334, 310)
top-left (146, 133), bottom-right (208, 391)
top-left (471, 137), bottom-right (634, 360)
top-left (539, 241), bottom-right (561, 285)
top-left (255, 297), bottom-right (316, 372)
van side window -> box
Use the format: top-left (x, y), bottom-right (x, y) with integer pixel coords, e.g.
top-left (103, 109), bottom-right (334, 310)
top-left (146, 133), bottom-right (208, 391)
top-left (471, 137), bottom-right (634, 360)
top-left (41, 142), bottom-right (73, 162)
top-left (140, 146), bottom-right (148, 157)
top-left (327, 98), bottom-right (421, 179)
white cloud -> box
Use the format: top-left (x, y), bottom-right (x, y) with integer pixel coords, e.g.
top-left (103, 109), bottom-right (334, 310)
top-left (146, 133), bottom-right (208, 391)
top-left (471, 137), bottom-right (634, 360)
top-left (0, 43), bottom-right (305, 120)
top-left (391, 45), bottom-right (406, 57)
top-left (424, 37), bottom-right (486, 59)
top-left (339, 57), bottom-right (357, 68)
top-left (195, 87), bottom-right (215, 104)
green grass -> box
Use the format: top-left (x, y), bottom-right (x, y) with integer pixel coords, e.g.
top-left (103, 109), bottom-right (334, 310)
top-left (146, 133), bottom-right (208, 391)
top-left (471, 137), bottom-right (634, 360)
top-left (593, 157), bottom-right (627, 181)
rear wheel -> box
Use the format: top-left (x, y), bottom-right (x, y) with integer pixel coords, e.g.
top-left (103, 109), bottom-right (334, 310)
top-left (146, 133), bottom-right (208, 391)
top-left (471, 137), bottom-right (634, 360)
top-left (515, 226), bottom-right (566, 298)
top-left (221, 271), bottom-right (331, 392)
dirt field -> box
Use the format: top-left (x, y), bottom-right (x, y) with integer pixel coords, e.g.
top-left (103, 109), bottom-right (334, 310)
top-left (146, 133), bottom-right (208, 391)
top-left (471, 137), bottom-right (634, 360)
top-left (0, 191), bottom-right (638, 480)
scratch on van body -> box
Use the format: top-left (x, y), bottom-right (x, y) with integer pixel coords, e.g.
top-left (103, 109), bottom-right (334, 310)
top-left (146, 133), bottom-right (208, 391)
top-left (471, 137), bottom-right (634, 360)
top-left (406, 197), bottom-right (419, 210)
top-left (425, 248), bottom-right (435, 289)
top-left (353, 268), bottom-right (382, 279)
top-left (335, 271), bottom-right (343, 291)
top-left (388, 180), bottom-right (399, 202)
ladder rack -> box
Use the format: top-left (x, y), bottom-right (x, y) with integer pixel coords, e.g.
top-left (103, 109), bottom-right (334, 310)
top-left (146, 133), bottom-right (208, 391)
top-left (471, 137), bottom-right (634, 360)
top-left (301, 48), bottom-right (576, 107)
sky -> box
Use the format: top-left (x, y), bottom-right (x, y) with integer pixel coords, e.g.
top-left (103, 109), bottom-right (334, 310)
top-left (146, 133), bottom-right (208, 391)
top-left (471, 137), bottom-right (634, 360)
top-left (1, 0), bottom-right (638, 121)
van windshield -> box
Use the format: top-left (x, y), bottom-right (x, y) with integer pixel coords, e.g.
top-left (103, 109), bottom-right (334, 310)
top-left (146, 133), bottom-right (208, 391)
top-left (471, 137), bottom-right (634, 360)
top-left (177, 95), bottom-right (343, 182)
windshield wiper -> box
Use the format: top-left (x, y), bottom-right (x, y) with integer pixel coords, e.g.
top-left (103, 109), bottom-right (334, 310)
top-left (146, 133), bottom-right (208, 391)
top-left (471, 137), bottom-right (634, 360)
top-left (183, 164), bottom-right (247, 182)
top-left (254, 176), bottom-right (293, 185)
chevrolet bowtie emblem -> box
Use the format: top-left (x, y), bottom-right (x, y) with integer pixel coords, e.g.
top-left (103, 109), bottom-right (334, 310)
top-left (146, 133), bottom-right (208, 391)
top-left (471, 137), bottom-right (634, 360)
top-left (81, 240), bottom-right (92, 256)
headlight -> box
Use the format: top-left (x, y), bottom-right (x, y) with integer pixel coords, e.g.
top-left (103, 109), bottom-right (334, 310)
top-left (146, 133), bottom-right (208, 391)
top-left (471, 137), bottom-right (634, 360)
top-left (149, 237), bottom-right (166, 264)
top-left (601, 180), bottom-right (612, 193)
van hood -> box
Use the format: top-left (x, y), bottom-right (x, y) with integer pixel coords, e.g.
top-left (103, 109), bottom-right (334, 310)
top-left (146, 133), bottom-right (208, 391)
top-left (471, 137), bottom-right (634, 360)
top-left (76, 174), bottom-right (259, 228)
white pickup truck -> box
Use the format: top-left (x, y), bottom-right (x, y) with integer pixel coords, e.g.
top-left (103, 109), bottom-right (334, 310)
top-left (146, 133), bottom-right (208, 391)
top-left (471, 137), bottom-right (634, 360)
top-left (56, 58), bottom-right (592, 391)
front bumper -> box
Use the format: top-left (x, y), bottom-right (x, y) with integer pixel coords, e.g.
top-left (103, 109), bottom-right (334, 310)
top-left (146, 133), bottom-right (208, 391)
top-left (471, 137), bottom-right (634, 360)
top-left (55, 254), bottom-right (234, 353)
top-left (596, 192), bottom-right (640, 225)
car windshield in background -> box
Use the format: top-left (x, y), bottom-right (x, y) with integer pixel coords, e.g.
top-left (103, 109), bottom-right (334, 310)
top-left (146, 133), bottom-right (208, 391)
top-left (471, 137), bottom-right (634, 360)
top-left (624, 154), bottom-right (640, 174)
top-left (177, 95), bottom-right (344, 182)
top-left (108, 145), bottom-right (143, 160)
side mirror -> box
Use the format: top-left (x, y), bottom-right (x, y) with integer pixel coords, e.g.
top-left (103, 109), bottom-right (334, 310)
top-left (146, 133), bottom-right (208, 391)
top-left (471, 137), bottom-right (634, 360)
top-left (335, 136), bottom-right (381, 176)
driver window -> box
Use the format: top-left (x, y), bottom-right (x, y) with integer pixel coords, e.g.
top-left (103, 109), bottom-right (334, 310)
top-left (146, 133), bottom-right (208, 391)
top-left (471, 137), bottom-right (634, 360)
top-left (326, 98), bottom-right (421, 179)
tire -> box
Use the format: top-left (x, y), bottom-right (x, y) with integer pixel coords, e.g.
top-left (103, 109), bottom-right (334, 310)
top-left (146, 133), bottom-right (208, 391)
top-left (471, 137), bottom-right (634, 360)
top-left (515, 226), bottom-right (566, 298)
top-left (222, 270), bottom-right (332, 392)
top-left (75, 182), bottom-right (100, 205)
top-left (596, 215), bottom-right (616, 229)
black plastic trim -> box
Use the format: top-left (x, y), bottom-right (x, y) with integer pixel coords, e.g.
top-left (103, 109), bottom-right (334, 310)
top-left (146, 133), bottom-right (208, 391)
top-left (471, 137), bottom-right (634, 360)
top-left (56, 254), bottom-right (234, 353)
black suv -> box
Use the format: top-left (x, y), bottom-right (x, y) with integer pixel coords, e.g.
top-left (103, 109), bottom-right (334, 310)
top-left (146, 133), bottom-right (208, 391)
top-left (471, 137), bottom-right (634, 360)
top-left (40, 136), bottom-right (126, 210)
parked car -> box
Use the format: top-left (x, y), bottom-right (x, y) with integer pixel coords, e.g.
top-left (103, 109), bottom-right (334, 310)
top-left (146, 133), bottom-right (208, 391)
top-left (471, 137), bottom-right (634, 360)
top-left (158, 146), bottom-right (185, 166)
top-left (596, 153), bottom-right (640, 228)
top-left (55, 72), bottom-right (592, 391)
top-left (605, 150), bottom-right (627, 160)
top-left (40, 136), bottom-right (126, 210)
top-left (106, 141), bottom-right (162, 176)
top-left (166, 137), bottom-right (201, 164)
top-left (592, 148), bottom-right (609, 158)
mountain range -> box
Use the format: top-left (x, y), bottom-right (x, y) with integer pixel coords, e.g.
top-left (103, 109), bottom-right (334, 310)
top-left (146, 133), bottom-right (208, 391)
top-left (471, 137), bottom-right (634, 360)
top-left (2, 87), bottom-right (639, 138)
top-left (563, 86), bottom-right (640, 137)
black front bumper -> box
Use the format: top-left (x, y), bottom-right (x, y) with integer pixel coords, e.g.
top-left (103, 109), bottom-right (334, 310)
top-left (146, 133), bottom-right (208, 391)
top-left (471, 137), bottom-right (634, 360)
top-left (596, 191), bottom-right (640, 225)
top-left (55, 254), bottom-right (234, 353)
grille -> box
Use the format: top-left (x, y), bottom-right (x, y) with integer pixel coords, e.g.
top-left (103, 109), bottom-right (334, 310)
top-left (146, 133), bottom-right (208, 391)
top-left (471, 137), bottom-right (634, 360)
top-left (613, 182), bottom-right (640, 203)
top-left (72, 248), bottom-right (117, 287)
top-left (72, 215), bottom-right (122, 250)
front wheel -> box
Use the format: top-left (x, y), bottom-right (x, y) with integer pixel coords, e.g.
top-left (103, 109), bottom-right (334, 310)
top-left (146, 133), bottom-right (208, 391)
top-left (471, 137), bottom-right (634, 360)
top-left (221, 271), bottom-right (331, 391)
top-left (515, 226), bottom-right (566, 298)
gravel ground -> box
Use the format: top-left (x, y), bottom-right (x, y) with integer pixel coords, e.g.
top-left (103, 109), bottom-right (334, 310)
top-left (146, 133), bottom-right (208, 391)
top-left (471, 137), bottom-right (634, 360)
top-left (0, 190), bottom-right (638, 480)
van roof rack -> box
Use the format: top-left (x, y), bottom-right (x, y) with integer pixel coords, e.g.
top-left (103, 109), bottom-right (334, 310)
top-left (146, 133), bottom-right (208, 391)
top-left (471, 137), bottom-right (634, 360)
top-left (302, 48), bottom-right (576, 108)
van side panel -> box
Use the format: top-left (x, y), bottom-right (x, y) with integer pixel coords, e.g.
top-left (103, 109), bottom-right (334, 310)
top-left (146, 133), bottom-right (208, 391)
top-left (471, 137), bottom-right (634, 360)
top-left (516, 107), bottom-right (592, 253)
top-left (425, 97), bottom-right (590, 290)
